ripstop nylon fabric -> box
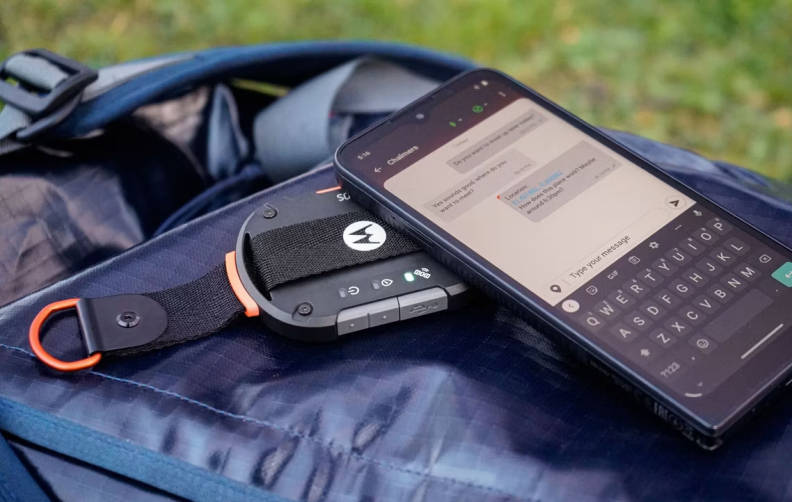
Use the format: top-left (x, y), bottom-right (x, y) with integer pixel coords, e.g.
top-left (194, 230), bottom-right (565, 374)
top-left (0, 43), bottom-right (477, 502)
top-left (6, 161), bottom-right (792, 502)
top-left (7, 43), bottom-right (792, 502)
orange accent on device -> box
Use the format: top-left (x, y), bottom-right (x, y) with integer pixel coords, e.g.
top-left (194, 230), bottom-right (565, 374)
top-left (225, 251), bottom-right (260, 317)
top-left (29, 298), bottom-right (103, 372)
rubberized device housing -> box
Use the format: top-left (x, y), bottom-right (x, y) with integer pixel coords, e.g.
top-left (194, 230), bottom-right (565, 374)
top-left (235, 189), bottom-right (471, 341)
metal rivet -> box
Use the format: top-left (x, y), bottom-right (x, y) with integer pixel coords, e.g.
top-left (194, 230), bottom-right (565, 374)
top-left (117, 311), bottom-right (141, 328)
top-left (262, 207), bottom-right (277, 219)
top-left (297, 303), bottom-right (312, 315)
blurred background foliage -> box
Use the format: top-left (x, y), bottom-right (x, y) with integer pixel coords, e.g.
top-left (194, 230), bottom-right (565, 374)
top-left (1, 0), bottom-right (791, 179)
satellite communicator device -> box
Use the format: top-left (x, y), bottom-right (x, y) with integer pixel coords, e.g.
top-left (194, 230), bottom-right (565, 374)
top-left (234, 185), bottom-right (471, 341)
top-left (27, 184), bottom-right (471, 371)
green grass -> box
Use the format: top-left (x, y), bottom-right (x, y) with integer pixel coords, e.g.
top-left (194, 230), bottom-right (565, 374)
top-left (2, 0), bottom-right (791, 179)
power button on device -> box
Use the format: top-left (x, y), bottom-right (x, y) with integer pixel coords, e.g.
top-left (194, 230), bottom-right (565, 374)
top-left (398, 287), bottom-right (448, 320)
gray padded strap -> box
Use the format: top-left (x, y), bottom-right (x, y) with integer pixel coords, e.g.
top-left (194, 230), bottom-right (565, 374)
top-left (254, 58), bottom-right (439, 183)
top-left (332, 60), bottom-right (440, 114)
top-left (82, 54), bottom-right (193, 101)
top-left (0, 105), bottom-right (32, 139)
top-left (5, 54), bottom-right (69, 91)
top-left (0, 137), bottom-right (26, 155)
top-left (0, 106), bottom-right (31, 154)
top-left (0, 52), bottom-right (433, 167)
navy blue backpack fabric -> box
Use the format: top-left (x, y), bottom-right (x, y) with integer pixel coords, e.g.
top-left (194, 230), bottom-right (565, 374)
top-left (2, 42), bottom-right (792, 502)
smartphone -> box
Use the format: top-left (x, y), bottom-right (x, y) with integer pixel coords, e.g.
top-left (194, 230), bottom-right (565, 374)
top-left (334, 68), bottom-right (792, 448)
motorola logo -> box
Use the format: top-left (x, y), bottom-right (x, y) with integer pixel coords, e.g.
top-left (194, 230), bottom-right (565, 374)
top-left (343, 221), bottom-right (387, 251)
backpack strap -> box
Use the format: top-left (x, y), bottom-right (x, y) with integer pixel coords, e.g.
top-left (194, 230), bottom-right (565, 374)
top-left (0, 42), bottom-right (475, 158)
top-left (0, 49), bottom-right (97, 154)
top-left (0, 49), bottom-right (191, 154)
top-left (254, 57), bottom-right (441, 183)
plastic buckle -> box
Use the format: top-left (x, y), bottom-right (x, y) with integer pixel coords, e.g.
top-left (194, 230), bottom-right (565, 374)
top-left (0, 49), bottom-right (98, 141)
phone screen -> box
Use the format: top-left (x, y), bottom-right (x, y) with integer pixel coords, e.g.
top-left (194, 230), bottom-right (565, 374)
top-left (337, 70), bottom-right (792, 428)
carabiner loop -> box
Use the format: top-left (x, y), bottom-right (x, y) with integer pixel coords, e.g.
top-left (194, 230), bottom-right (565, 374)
top-left (29, 298), bottom-right (102, 372)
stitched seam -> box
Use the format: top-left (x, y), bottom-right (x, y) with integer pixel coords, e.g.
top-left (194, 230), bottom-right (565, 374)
top-left (0, 400), bottom-right (275, 502)
top-left (0, 343), bottom-right (531, 501)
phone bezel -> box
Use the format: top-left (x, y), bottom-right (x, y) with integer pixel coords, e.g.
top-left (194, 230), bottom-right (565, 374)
top-left (334, 68), bottom-right (792, 438)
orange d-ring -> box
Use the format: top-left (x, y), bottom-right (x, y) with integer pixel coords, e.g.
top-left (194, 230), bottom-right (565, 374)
top-left (29, 298), bottom-right (102, 372)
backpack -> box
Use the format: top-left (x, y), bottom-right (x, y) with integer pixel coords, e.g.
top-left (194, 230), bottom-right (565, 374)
top-left (2, 42), bottom-right (792, 502)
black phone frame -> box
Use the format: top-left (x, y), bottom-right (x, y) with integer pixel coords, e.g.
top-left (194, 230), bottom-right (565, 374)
top-left (334, 68), bottom-right (792, 446)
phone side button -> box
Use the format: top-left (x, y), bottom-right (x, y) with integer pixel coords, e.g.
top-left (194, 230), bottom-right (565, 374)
top-left (393, 217), bottom-right (435, 251)
top-left (407, 228), bottom-right (436, 251)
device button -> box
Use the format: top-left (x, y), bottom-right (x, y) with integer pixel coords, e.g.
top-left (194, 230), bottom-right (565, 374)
top-left (367, 298), bottom-right (400, 327)
top-left (337, 305), bottom-right (371, 335)
top-left (398, 287), bottom-right (448, 320)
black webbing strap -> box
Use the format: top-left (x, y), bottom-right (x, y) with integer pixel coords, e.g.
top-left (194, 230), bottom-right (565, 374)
top-left (247, 211), bottom-right (419, 291)
top-left (31, 209), bottom-right (419, 368)
top-left (107, 264), bottom-right (245, 358)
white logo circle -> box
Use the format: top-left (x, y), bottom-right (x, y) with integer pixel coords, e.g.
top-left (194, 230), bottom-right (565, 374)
top-left (343, 221), bottom-right (387, 251)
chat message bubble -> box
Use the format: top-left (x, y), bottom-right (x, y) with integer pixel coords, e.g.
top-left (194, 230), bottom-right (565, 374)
top-left (499, 142), bottom-right (621, 222)
top-left (447, 111), bottom-right (547, 174)
top-left (425, 149), bottom-right (535, 222)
